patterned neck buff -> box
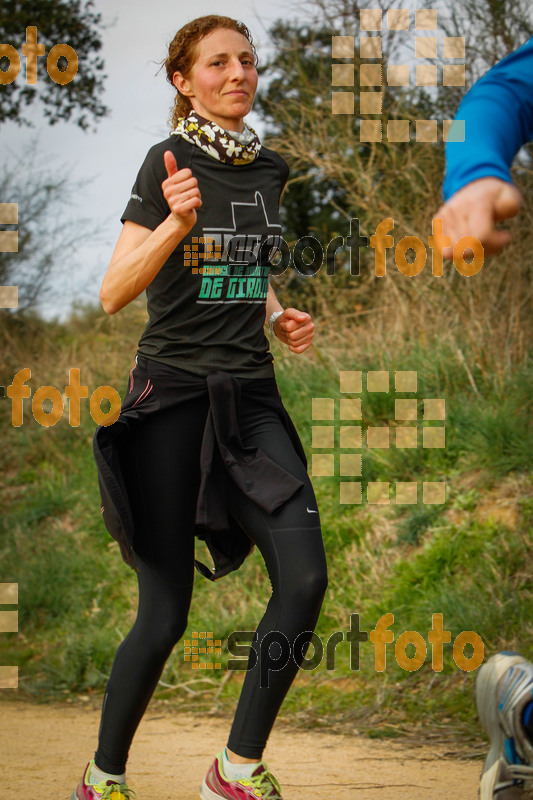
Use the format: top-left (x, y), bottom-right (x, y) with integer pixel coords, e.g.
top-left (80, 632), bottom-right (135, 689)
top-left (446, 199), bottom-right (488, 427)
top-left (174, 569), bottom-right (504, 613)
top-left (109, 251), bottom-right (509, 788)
top-left (171, 110), bottom-right (262, 165)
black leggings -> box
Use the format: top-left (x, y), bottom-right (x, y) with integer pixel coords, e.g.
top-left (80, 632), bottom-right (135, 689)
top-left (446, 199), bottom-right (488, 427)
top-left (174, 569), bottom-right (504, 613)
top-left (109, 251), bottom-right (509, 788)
top-left (94, 386), bottom-right (328, 773)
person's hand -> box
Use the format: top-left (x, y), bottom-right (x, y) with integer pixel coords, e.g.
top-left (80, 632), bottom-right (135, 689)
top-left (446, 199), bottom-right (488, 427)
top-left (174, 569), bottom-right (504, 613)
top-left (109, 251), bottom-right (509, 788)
top-left (274, 308), bottom-right (314, 354)
top-left (162, 150), bottom-right (202, 230)
top-left (434, 177), bottom-right (522, 259)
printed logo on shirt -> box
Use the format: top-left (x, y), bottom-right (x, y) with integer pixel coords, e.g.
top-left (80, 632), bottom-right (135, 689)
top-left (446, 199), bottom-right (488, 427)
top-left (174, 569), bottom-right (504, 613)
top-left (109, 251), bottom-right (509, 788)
top-left (197, 263), bottom-right (269, 302)
top-left (130, 193), bottom-right (143, 203)
top-left (185, 190), bottom-right (283, 304)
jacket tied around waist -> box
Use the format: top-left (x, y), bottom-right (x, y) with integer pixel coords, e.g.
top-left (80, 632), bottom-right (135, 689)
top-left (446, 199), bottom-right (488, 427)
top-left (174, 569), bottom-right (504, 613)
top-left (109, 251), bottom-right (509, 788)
top-left (92, 355), bottom-right (308, 581)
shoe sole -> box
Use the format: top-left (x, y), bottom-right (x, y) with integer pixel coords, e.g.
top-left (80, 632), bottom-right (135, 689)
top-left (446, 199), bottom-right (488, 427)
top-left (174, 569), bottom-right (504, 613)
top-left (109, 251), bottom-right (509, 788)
top-left (476, 652), bottom-right (527, 800)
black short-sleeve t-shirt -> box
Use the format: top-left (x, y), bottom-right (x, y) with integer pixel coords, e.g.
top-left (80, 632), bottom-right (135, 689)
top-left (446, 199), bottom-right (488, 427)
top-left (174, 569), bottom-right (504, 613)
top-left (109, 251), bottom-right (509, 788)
top-left (120, 135), bottom-right (289, 378)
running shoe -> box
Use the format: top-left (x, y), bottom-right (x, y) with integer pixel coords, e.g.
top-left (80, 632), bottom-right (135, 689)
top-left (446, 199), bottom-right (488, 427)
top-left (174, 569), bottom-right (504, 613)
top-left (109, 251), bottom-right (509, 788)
top-left (476, 652), bottom-right (533, 799)
top-left (71, 760), bottom-right (136, 800)
top-left (200, 752), bottom-right (283, 800)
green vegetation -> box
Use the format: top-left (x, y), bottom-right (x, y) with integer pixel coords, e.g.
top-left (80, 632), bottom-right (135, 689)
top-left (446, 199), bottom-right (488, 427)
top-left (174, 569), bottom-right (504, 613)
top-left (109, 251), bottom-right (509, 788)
top-left (1, 298), bottom-right (532, 745)
top-left (2, 0), bottom-right (533, 747)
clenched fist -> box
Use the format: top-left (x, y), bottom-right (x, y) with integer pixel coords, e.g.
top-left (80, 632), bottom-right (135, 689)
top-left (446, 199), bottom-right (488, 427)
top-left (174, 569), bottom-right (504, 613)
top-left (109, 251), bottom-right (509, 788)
top-left (274, 308), bottom-right (315, 354)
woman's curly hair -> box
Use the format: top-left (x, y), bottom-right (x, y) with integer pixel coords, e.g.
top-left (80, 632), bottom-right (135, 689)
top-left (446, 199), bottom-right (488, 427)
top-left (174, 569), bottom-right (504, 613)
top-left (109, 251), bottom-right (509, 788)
top-left (163, 15), bottom-right (258, 129)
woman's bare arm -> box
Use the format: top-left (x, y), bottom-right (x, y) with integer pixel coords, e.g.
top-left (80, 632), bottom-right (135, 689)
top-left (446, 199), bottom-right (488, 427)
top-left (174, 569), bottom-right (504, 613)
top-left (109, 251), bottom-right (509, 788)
top-left (100, 151), bottom-right (202, 314)
top-left (101, 218), bottom-right (190, 314)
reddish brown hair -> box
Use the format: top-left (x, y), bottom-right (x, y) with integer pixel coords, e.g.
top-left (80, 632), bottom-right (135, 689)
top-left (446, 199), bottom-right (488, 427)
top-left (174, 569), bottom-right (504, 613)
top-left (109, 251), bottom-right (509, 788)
top-left (164, 15), bottom-right (258, 128)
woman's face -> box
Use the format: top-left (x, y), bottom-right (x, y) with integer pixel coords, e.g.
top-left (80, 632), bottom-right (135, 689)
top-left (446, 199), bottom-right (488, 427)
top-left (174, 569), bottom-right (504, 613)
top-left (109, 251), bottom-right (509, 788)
top-left (173, 28), bottom-right (258, 132)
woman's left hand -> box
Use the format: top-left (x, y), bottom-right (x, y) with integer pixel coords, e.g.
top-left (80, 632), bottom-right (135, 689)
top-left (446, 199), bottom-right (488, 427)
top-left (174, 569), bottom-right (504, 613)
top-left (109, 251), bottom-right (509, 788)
top-left (274, 308), bottom-right (314, 354)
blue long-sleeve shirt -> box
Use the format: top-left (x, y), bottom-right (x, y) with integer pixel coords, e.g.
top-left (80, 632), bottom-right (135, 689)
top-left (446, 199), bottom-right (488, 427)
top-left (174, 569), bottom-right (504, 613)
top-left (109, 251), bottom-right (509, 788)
top-left (443, 36), bottom-right (533, 201)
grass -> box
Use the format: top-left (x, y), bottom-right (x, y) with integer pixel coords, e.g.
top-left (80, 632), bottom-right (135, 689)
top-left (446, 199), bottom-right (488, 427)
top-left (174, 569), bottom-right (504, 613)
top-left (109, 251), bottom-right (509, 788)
top-left (1, 299), bottom-right (533, 745)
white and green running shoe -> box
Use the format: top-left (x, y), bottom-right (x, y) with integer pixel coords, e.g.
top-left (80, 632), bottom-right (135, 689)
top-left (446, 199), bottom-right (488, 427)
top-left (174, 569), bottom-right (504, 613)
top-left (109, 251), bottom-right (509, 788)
top-left (72, 761), bottom-right (136, 800)
top-left (476, 652), bottom-right (533, 799)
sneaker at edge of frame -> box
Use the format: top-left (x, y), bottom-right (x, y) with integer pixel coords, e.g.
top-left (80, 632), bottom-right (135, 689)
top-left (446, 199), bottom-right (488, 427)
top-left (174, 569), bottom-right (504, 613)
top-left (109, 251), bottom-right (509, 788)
top-left (476, 652), bottom-right (533, 799)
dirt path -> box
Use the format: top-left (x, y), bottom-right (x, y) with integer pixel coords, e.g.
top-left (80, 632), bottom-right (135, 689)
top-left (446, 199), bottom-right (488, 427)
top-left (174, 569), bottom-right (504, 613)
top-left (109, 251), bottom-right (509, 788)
top-left (1, 699), bottom-right (482, 799)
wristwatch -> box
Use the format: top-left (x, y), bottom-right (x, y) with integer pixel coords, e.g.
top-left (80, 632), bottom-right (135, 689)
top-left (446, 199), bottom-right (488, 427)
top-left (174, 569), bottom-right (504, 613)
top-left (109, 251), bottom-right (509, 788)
top-left (268, 310), bottom-right (284, 337)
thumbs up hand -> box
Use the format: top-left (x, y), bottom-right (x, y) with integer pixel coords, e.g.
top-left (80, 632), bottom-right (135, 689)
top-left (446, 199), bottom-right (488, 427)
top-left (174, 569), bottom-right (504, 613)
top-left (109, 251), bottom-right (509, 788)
top-left (162, 150), bottom-right (202, 230)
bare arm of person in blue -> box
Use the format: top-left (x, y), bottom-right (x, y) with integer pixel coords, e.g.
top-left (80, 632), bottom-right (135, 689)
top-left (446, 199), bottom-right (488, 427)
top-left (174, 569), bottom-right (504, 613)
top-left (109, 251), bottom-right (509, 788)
top-left (435, 36), bottom-right (533, 258)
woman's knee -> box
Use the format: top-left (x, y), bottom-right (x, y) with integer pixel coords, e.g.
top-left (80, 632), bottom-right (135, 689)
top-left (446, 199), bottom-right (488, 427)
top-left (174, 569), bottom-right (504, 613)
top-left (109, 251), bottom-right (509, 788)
top-left (304, 563), bottom-right (328, 602)
top-left (135, 560), bottom-right (193, 656)
top-left (153, 613), bottom-right (189, 656)
top-left (133, 606), bottom-right (189, 663)
top-left (284, 560), bottom-right (328, 609)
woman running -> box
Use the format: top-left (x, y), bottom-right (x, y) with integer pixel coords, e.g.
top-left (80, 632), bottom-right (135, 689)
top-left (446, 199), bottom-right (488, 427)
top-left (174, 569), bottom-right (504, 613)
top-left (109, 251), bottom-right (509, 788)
top-left (73, 14), bottom-right (328, 800)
